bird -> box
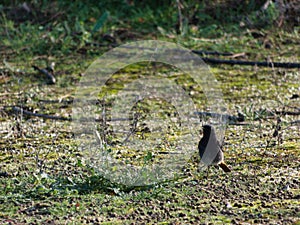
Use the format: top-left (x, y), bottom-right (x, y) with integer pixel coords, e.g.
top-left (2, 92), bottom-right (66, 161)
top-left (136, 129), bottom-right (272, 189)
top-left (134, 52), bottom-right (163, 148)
top-left (198, 124), bottom-right (231, 175)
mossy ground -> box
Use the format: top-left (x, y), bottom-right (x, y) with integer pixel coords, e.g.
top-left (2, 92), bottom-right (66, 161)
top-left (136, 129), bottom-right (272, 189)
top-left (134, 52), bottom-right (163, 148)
top-left (0, 1), bottom-right (299, 224)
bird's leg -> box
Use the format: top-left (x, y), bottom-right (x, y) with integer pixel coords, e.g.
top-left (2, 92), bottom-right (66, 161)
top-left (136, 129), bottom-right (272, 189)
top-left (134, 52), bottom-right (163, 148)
top-left (206, 166), bottom-right (211, 187)
top-left (206, 166), bottom-right (210, 179)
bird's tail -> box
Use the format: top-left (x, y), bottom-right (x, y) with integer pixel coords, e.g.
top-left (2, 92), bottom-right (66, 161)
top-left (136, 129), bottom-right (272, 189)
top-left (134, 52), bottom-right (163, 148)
top-left (219, 162), bottom-right (231, 172)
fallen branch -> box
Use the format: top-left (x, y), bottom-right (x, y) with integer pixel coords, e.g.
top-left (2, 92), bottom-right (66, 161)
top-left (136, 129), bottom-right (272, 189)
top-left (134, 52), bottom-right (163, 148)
top-left (8, 106), bottom-right (245, 124)
top-left (8, 106), bottom-right (127, 122)
top-left (291, 120), bottom-right (300, 125)
top-left (201, 57), bottom-right (300, 69)
top-left (195, 111), bottom-right (245, 123)
top-left (275, 110), bottom-right (300, 116)
top-left (7, 106), bottom-right (299, 126)
top-left (84, 42), bottom-right (300, 69)
top-left (10, 106), bottom-right (71, 121)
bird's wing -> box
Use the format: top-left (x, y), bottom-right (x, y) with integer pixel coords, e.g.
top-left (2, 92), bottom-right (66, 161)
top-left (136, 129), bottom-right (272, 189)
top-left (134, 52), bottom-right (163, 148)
top-left (217, 139), bottom-right (224, 151)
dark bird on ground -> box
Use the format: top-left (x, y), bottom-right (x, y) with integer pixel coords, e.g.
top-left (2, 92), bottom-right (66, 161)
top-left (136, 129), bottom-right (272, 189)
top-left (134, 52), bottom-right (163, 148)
top-left (198, 124), bottom-right (231, 173)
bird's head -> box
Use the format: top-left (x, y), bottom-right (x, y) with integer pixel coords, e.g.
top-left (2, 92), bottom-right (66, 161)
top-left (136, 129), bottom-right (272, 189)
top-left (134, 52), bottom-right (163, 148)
top-left (202, 124), bottom-right (213, 136)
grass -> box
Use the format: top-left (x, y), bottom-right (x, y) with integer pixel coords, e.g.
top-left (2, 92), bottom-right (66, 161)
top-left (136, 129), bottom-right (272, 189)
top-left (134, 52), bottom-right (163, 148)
top-left (0, 1), bottom-right (299, 224)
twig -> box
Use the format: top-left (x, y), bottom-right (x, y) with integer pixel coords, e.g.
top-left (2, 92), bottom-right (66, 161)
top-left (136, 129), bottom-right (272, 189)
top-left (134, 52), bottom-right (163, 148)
top-left (32, 65), bottom-right (56, 84)
top-left (101, 96), bottom-right (107, 144)
top-left (7, 106), bottom-right (299, 126)
top-left (176, 0), bottom-right (183, 34)
top-left (201, 57), bottom-right (300, 68)
top-left (39, 11), bottom-right (64, 25)
top-left (274, 110), bottom-right (300, 116)
top-left (195, 111), bottom-right (245, 123)
top-left (10, 106), bottom-right (71, 121)
top-left (192, 50), bottom-right (234, 56)
top-left (7, 106), bottom-right (129, 122)
top-left (290, 120), bottom-right (300, 125)
top-left (123, 112), bottom-right (140, 143)
top-left (84, 42), bottom-right (300, 68)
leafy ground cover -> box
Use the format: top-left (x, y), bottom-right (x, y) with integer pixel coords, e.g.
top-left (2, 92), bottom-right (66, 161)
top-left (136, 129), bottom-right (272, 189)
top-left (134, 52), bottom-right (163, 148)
top-left (0, 1), bottom-right (299, 224)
